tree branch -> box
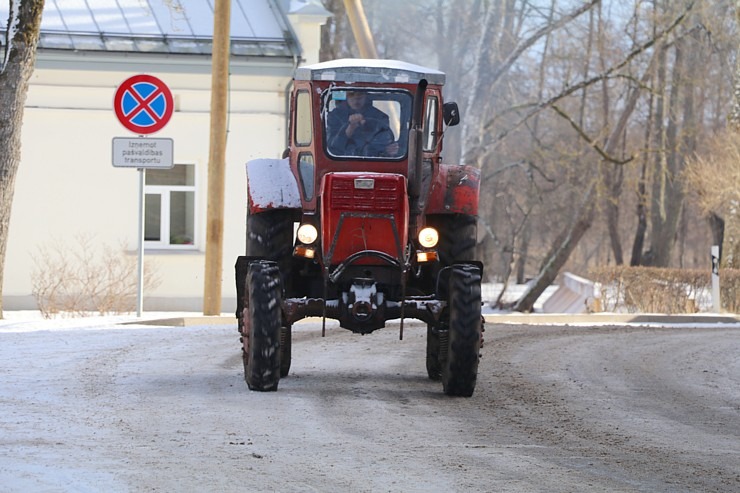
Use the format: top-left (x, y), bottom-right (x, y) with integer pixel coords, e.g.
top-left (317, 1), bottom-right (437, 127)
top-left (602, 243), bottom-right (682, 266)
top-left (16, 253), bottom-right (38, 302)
top-left (474, 0), bottom-right (696, 158)
top-left (550, 105), bottom-right (634, 165)
top-left (488, 0), bottom-right (601, 89)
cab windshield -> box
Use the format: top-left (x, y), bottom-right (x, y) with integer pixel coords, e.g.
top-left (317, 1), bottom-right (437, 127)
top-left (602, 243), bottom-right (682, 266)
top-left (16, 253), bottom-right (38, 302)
top-left (323, 89), bottom-right (412, 160)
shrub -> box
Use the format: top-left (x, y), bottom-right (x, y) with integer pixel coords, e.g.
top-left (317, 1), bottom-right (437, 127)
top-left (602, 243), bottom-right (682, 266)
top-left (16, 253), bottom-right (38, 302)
top-left (589, 266), bottom-right (739, 314)
top-left (31, 235), bottom-right (161, 318)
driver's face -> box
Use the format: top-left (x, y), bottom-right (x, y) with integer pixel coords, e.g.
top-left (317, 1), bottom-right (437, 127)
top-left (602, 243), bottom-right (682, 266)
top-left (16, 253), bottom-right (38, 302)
top-left (347, 92), bottom-right (366, 110)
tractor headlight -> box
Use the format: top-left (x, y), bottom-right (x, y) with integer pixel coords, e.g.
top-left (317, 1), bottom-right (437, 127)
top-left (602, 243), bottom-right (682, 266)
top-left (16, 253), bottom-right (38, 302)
top-left (296, 224), bottom-right (318, 245)
top-left (418, 227), bottom-right (439, 248)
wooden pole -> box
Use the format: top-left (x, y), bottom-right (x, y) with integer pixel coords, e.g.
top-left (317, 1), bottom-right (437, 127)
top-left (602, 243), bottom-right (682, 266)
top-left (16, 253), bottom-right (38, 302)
top-left (342, 0), bottom-right (378, 59)
top-left (203, 0), bottom-right (231, 315)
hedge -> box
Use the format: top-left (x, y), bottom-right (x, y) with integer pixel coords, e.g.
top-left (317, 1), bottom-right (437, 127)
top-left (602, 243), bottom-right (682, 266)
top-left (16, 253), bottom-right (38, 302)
top-left (588, 266), bottom-right (739, 314)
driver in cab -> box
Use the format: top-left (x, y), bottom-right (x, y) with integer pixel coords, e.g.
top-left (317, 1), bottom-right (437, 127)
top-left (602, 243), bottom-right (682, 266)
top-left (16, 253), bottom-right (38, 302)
top-left (327, 91), bottom-right (399, 158)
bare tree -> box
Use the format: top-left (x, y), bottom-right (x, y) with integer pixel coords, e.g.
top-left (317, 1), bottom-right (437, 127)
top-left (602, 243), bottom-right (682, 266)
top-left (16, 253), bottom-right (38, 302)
top-left (502, 1), bottom-right (696, 310)
top-left (320, 0), bottom-right (354, 60)
top-left (0, 1), bottom-right (45, 318)
top-left (684, 130), bottom-right (740, 267)
top-left (461, 0), bottom-right (600, 167)
top-left (646, 1), bottom-right (693, 267)
top-left (682, 0), bottom-right (740, 268)
top-left (319, 0), bottom-right (735, 310)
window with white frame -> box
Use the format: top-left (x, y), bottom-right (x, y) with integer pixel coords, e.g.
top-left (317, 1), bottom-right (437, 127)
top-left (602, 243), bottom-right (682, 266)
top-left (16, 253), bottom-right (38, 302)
top-left (145, 164), bottom-right (196, 248)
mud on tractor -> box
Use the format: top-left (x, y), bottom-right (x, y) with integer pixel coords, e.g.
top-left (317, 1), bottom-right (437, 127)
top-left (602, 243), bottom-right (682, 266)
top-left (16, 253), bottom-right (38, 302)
top-left (235, 59), bottom-right (483, 396)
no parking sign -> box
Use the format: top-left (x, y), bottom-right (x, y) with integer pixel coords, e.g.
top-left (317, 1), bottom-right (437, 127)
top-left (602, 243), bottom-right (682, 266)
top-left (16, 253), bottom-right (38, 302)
top-left (112, 74), bottom-right (175, 317)
top-left (114, 74), bottom-right (174, 135)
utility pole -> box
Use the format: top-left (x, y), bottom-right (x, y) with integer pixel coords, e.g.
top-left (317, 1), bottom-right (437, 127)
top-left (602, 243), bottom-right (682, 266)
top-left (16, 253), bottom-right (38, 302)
top-left (342, 0), bottom-right (399, 126)
top-left (203, 0), bottom-right (231, 315)
top-left (342, 0), bottom-right (378, 59)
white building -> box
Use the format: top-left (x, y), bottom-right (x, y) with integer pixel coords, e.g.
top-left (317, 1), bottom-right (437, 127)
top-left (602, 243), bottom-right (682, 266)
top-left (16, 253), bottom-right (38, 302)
top-left (1, 0), bottom-right (330, 313)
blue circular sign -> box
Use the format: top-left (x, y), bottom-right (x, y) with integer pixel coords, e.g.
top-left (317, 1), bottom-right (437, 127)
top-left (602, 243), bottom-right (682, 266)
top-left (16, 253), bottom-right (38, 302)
top-left (114, 74), bottom-right (173, 134)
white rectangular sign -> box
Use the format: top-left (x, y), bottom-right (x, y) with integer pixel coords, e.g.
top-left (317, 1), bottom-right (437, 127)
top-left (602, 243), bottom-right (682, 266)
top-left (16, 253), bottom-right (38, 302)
top-left (112, 137), bottom-right (174, 169)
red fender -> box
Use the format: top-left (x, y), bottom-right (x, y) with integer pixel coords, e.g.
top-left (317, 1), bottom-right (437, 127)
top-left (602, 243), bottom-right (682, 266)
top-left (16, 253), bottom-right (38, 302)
top-left (246, 158), bottom-right (302, 214)
top-left (426, 164), bottom-right (480, 216)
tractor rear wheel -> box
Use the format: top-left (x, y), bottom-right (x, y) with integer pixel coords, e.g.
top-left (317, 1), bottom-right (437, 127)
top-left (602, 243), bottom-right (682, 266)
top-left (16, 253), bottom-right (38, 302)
top-left (424, 214), bottom-right (477, 381)
top-left (430, 213), bottom-right (477, 266)
top-left (442, 264), bottom-right (482, 397)
top-left (426, 325), bottom-right (442, 380)
top-left (246, 210), bottom-right (295, 284)
top-left (243, 261), bottom-right (282, 392)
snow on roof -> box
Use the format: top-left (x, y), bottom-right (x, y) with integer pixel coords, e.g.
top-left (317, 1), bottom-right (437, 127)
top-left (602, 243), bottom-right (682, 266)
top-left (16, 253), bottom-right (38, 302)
top-left (0, 0), bottom-right (299, 57)
top-left (295, 58), bottom-right (446, 86)
top-left (288, 0), bottom-right (332, 17)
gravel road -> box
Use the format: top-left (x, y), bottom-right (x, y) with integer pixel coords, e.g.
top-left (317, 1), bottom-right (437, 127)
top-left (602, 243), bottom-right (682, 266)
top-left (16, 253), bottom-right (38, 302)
top-left (1, 317), bottom-right (738, 492)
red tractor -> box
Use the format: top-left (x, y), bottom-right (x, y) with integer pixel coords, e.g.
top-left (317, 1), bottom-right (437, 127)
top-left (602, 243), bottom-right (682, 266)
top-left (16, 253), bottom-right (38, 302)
top-left (235, 59), bottom-right (482, 396)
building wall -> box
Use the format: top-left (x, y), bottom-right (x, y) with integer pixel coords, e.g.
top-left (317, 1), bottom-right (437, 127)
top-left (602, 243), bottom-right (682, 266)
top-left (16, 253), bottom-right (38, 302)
top-left (3, 54), bottom-right (295, 313)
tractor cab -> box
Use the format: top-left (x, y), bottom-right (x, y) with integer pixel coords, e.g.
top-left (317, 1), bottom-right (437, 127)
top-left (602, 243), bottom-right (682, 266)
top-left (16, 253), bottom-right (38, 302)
top-left (287, 59), bottom-right (458, 211)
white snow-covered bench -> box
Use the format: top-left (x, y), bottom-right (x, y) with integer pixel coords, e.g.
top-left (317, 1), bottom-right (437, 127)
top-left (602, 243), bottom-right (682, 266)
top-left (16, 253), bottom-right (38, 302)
top-left (542, 272), bottom-right (602, 313)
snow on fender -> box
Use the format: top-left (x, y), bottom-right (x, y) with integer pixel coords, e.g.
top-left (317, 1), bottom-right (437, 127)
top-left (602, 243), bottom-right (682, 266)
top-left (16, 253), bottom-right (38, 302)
top-left (246, 158), bottom-right (301, 213)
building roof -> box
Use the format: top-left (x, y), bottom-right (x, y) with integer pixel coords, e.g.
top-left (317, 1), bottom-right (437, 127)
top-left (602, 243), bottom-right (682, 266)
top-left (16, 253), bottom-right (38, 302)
top-left (288, 0), bottom-right (332, 17)
top-left (0, 0), bottom-right (299, 58)
top-left (295, 58), bottom-right (446, 86)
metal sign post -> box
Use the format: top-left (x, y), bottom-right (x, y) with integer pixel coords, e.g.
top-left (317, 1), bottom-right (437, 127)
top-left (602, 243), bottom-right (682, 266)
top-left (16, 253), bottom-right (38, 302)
top-left (113, 74), bottom-right (175, 317)
top-left (137, 169), bottom-right (145, 317)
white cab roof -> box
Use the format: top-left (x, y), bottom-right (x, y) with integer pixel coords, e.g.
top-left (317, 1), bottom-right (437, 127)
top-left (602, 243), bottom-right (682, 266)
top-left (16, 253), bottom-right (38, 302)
top-left (295, 58), bottom-right (446, 86)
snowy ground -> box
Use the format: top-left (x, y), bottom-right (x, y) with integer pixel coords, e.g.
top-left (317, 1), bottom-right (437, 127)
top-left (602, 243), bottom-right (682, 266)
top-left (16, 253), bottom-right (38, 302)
top-left (1, 311), bottom-right (738, 492)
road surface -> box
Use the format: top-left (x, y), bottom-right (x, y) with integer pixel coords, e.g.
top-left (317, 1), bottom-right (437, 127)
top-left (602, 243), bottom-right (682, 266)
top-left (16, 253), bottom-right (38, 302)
top-left (1, 316), bottom-right (738, 492)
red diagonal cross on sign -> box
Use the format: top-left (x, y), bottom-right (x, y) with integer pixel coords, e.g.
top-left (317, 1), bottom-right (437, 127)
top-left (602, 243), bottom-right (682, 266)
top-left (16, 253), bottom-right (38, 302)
top-left (114, 74), bottom-right (174, 135)
top-left (126, 86), bottom-right (166, 125)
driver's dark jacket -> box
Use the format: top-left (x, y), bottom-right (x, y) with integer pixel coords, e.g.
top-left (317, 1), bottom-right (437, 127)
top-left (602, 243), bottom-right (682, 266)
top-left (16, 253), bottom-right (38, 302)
top-left (327, 103), bottom-right (394, 157)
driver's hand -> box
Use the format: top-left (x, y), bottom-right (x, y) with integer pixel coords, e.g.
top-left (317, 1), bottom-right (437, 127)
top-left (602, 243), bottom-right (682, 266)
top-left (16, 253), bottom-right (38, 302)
top-left (346, 113), bottom-right (366, 136)
top-left (385, 142), bottom-right (399, 156)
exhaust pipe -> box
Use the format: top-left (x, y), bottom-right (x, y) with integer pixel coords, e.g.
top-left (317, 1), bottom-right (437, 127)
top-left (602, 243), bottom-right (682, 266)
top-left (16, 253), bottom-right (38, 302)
top-left (408, 79), bottom-right (428, 207)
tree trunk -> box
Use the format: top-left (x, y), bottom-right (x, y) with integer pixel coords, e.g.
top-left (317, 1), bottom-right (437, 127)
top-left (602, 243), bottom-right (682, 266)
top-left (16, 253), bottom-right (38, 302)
top-left (604, 167), bottom-right (624, 264)
top-left (0, 1), bottom-right (45, 318)
top-left (320, 0), bottom-right (353, 61)
top-left (434, 0), bottom-right (484, 165)
top-left (603, 59), bottom-right (655, 265)
top-left (630, 159), bottom-right (649, 266)
top-left (648, 27), bottom-right (695, 267)
top-left (515, 221), bottom-right (530, 284)
top-left (646, 31), bottom-right (670, 267)
top-left (460, 0), bottom-right (505, 166)
top-left (630, 78), bottom-right (654, 266)
top-left (730, 1), bottom-right (740, 127)
top-left (513, 185), bottom-right (596, 313)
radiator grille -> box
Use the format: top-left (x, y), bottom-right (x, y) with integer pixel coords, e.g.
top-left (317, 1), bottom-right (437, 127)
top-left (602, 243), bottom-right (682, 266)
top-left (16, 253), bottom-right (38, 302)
top-left (329, 178), bottom-right (400, 211)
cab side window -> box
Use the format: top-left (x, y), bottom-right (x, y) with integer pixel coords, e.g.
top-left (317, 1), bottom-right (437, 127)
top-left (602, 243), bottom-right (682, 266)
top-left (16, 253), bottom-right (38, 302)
top-left (295, 91), bottom-right (312, 146)
top-left (423, 96), bottom-right (438, 152)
